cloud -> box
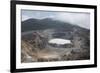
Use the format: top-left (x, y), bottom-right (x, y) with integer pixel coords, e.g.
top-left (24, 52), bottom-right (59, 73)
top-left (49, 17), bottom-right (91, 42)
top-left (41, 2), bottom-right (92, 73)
top-left (22, 10), bottom-right (90, 29)
top-left (53, 12), bottom-right (90, 29)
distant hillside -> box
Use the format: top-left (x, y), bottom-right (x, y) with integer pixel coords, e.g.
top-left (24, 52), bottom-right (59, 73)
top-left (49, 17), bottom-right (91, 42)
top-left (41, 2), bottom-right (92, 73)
top-left (22, 18), bottom-right (89, 32)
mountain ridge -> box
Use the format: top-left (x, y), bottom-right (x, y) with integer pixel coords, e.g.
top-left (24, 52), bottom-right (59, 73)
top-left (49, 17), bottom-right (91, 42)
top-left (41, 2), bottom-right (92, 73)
top-left (21, 18), bottom-right (89, 32)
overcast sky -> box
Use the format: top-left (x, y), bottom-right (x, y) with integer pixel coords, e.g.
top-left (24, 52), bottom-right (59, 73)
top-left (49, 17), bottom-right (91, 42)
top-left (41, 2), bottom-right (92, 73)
top-left (21, 10), bottom-right (90, 29)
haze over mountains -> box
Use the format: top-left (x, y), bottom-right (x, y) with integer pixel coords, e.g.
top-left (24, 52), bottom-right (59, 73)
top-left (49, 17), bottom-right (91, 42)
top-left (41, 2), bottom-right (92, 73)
top-left (21, 18), bottom-right (89, 32)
